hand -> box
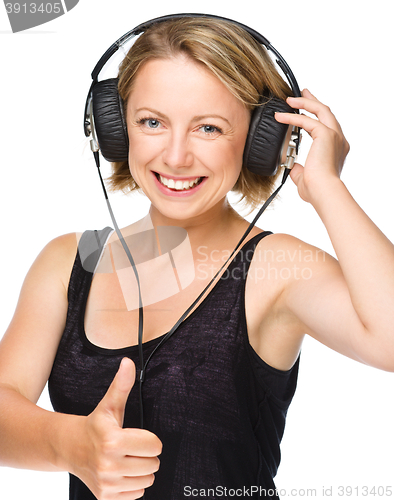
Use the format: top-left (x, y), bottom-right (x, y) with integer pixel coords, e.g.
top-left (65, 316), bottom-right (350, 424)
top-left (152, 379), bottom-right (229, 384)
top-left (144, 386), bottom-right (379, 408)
top-left (275, 88), bottom-right (350, 204)
top-left (74, 358), bottom-right (162, 500)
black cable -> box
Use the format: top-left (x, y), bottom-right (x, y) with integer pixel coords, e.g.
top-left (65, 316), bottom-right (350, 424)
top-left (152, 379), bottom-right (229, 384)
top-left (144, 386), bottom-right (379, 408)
top-left (94, 150), bottom-right (290, 429)
top-left (93, 152), bottom-right (145, 429)
top-left (140, 167), bottom-right (291, 379)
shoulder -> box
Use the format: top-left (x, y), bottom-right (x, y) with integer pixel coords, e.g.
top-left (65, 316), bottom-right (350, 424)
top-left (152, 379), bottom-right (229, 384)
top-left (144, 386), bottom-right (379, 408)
top-left (247, 231), bottom-right (339, 308)
top-left (254, 231), bottom-right (327, 255)
top-left (252, 232), bottom-right (336, 272)
top-left (41, 232), bottom-right (79, 256)
top-left (27, 233), bottom-right (81, 288)
top-left (33, 227), bottom-right (114, 288)
top-left (0, 233), bottom-right (80, 401)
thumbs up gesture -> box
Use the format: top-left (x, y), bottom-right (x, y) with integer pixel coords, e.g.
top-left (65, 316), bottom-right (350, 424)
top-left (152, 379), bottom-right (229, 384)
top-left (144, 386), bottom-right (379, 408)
top-left (73, 358), bottom-right (162, 499)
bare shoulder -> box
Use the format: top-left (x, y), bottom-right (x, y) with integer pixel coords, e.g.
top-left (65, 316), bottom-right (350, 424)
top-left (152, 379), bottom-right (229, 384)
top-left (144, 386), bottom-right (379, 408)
top-left (254, 232), bottom-right (334, 264)
top-left (30, 232), bottom-right (79, 289)
top-left (249, 231), bottom-right (342, 323)
top-left (0, 232), bottom-right (79, 402)
top-left (248, 231), bottom-right (376, 368)
top-left (245, 232), bottom-right (340, 370)
top-left (39, 232), bottom-right (79, 265)
top-left (251, 232), bottom-right (341, 287)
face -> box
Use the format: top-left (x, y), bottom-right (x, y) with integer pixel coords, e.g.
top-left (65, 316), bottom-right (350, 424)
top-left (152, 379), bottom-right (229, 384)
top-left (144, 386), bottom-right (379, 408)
top-left (126, 56), bottom-right (250, 224)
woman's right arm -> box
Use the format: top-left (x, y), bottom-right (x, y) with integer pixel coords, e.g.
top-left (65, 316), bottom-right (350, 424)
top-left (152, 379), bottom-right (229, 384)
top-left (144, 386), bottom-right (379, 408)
top-left (0, 233), bottom-right (77, 471)
top-left (0, 234), bottom-right (161, 499)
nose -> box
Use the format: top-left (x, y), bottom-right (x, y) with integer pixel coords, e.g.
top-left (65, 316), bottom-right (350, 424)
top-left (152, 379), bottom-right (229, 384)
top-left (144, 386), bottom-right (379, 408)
top-left (162, 130), bottom-right (193, 170)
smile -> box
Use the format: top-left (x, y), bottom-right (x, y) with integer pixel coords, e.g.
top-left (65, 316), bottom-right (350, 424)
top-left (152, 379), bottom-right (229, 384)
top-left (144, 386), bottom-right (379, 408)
top-left (155, 173), bottom-right (205, 191)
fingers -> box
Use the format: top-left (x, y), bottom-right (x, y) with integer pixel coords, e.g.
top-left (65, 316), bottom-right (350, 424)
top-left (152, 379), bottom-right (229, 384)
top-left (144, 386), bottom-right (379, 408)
top-left (275, 111), bottom-right (325, 141)
top-left (91, 447), bottom-right (160, 498)
top-left (102, 453), bottom-right (160, 478)
top-left (277, 88), bottom-right (342, 134)
top-left (301, 88), bottom-right (317, 100)
top-left (93, 473), bottom-right (154, 500)
top-left (103, 473), bottom-right (155, 494)
top-left (120, 456), bottom-right (160, 477)
top-left (120, 428), bottom-right (163, 458)
top-left (117, 490), bottom-right (146, 500)
top-left (275, 89), bottom-right (348, 145)
top-left (83, 427), bottom-right (161, 499)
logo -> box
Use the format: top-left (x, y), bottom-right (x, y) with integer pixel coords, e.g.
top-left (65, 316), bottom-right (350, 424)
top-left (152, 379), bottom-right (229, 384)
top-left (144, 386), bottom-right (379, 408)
top-left (3, 0), bottom-right (79, 33)
top-left (79, 226), bottom-right (196, 310)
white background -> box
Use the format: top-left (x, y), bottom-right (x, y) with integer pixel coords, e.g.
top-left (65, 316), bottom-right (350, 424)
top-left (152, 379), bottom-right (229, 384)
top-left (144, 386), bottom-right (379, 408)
top-left (0, 1), bottom-right (393, 499)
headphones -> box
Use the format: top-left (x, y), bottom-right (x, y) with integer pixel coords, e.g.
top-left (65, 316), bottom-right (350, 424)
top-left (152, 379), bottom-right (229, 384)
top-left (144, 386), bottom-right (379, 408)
top-left (84, 13), bottom-right (301, 178)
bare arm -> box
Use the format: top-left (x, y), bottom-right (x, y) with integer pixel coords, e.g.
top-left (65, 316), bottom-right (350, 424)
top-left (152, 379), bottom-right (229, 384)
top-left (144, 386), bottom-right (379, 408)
top-left (274, 90), bottom-right (394, 371)
top-left (0, 386), bottom-right (84, 471)
top-left (0, 233), bottom-right (79, 470)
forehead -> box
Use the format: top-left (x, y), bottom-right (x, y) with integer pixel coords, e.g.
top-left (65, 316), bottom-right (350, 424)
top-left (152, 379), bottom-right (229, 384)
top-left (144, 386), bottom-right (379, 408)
top-left (127, 56), bottom-right (247, 118)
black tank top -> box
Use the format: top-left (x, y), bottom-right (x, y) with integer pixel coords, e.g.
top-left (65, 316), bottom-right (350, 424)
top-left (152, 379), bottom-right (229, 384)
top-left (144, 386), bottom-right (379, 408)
top-left (48, 228), bottom-right (300, 500)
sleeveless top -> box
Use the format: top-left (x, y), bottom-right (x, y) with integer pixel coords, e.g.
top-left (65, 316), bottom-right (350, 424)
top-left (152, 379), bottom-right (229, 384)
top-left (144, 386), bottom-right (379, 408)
top-left (48, 228), bottom-right (300, 500)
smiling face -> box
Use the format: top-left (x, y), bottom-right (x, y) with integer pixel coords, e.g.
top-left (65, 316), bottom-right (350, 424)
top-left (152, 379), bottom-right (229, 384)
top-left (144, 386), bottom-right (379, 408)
top-left (126, 55), bottom-right (250, 225)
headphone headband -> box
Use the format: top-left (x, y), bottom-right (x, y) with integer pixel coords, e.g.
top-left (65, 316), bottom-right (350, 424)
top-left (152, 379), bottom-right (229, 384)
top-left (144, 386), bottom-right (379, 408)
top-left (84, 13), bottom-right (301, 175)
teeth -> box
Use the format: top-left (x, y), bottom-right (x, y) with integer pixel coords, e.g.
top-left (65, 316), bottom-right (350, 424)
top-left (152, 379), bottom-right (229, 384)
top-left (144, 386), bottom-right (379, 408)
top-left (159, 174), bottom-right (201, 191)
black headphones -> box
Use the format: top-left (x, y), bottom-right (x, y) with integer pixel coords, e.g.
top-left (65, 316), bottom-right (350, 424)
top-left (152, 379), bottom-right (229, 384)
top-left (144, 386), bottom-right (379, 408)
top-left (84, 13), bottom-right (301, 178)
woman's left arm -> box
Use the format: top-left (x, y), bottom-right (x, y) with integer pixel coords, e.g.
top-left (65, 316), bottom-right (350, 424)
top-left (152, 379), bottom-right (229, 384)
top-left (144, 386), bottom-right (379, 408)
top-left (274, 89), bottom-right (394, 371)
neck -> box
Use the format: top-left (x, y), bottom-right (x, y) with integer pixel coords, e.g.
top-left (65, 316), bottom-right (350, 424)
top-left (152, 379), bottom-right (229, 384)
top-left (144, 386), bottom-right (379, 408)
top-left (147, 197), bottom-right (245, 247)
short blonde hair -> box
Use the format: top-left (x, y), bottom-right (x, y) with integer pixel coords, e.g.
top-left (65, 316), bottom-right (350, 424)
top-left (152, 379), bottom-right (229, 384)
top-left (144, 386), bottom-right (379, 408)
top-left (107, 16), bottom-right (293, 210)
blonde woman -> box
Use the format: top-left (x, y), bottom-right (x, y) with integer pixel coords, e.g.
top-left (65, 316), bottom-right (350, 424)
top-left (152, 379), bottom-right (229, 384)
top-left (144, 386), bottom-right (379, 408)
top-left (0, 14), bottom-right (393, 500)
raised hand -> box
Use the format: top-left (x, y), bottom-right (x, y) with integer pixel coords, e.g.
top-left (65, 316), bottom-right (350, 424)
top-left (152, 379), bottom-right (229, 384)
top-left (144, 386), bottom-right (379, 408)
top-left (275, 88), bottom-right (350, 204)
top-left (73, 357), bottom-right (162, 500)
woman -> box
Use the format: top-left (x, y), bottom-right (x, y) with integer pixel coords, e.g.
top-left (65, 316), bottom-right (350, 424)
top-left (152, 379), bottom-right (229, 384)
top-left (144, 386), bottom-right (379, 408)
top-left (0, 14), bottom-right (393, 500)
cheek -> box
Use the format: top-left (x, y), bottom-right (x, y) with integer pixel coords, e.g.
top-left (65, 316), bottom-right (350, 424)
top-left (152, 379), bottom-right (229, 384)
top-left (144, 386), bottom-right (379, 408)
top-left (211, 131), bottom-right (248, 173)
top-left (127, 131), bottom-right (163, 177)
top-left (195, 142), bottom-right (243, 189)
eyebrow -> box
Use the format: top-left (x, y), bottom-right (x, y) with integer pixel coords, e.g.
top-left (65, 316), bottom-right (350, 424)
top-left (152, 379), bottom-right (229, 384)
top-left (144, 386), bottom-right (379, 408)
top-left (135, 107), bottom-right (231, 126)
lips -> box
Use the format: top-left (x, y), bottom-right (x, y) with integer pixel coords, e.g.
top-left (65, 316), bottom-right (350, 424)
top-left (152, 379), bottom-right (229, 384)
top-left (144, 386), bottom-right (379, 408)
top-left (154, 172), bottom-right (205, 191)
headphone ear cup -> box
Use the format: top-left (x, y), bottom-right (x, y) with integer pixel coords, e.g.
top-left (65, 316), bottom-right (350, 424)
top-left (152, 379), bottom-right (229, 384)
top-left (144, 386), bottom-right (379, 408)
top-left (92, 78), bottom-right (129, 162)
top-left (243, 95), bottom-right (295, 176)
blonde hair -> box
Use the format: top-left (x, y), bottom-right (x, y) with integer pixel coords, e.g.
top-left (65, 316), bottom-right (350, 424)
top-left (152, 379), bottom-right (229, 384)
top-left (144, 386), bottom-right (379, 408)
top-left (107, 16), bottom-right (293, 210)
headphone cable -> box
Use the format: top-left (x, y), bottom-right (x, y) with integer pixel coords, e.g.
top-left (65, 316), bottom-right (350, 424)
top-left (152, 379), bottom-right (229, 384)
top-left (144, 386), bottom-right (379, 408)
top-left (93, 151), bottom-right (145, 429)
top-left (93, 150), bottom-right (290, 430)
top-left (140, 166), bottom-right (291, 380)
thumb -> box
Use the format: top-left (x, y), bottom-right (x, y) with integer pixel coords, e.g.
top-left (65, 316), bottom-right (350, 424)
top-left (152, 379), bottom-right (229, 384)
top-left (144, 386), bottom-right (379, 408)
top-left (289, 163), bottom-right (304, 188)
top-left (98, 357), bottom-right (136, 427)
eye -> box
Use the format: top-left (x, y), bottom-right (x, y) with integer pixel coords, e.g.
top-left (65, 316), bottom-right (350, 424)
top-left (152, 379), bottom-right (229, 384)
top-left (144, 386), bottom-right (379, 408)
top-left (199, 124), bottom-right (223, 135)
top-left (146, 119), bottom-right (160, 129)
top-left (136, 117), bottom-right (162, 129)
